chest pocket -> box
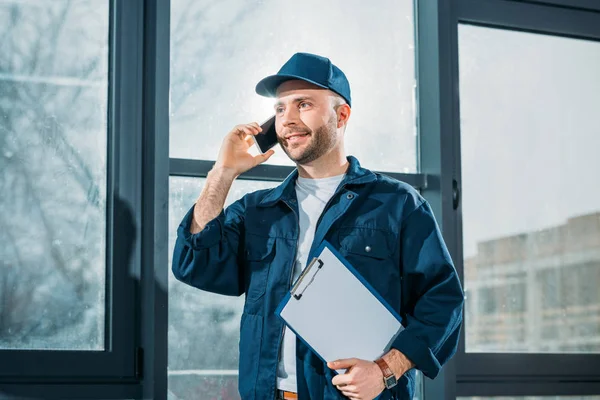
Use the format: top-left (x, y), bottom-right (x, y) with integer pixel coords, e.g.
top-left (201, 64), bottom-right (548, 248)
top-left (244, 237), bottom-right (276, 303)
top-left (338, 227), bottom-right (392, 260)
top-left (337, 227), bottom-right (399, 299)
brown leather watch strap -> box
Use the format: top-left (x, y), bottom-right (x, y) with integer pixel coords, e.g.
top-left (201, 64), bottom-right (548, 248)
top-left (375, 358), bottom-right (394, 379)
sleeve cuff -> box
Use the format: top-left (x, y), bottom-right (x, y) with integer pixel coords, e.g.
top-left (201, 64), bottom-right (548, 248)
top-left (177, 205), bottom-right (223, 249)
top-left (391, 328), bottom-right (442, 379)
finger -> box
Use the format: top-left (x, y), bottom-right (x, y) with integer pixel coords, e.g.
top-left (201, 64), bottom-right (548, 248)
top-left (338, 384), bottom-right (358, 393)
top-left (240, 125), bottom-right (257, 137)
top-left (230, 128), bottom-right (247, 142)
top-left (254, 149), bottom-right (275, 164)
top-left (233, 124), bottom-right (255, 138)
top-left (249, 126), bottom-right (260, 135)
top-left (328, 358), bottom-right (358, 369)
top-left (244, 124), bottom-right (261, 136)
top-left (332, 373), bottom-right (353, 386)
top-left (340, 390), bottom-right (359, 399)
top-left (250, 122), bottom-right (262, 132)
top-left (244, 135), bottom-right (255, 146)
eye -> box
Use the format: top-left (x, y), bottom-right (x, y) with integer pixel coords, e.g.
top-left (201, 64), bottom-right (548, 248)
top-left (299, 102), bottom-right (311, 109)
top-left (275, 106), bottom-right (284, 114)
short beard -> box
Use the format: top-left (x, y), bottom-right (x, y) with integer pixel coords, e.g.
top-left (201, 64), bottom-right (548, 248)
top-left (279, 114), bottom-right (338, 165)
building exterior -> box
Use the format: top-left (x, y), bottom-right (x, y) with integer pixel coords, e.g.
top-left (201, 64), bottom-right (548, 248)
top-left (465, 212), bottom-right (600, 353)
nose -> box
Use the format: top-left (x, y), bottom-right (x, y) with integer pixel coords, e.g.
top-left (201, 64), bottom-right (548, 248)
top-left (280, 105), bottom-right (300, 127)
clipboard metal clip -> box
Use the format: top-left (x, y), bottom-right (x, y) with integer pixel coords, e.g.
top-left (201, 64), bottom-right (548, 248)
top-left (291, 257), bottom-right (324, 300)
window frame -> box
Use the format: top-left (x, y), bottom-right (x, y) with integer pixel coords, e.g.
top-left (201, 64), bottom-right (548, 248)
top-left (169, 158), bottom-right (429, 188)
top-left (414, 1), bottom-right (462, 398)
top-left (445, 0), bottom-right (600, 396)
top-left (0, 0), bottom-right (147, 397)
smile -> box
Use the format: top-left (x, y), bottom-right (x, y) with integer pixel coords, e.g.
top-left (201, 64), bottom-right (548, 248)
top-left (286, 133), bottom-right (310, 143)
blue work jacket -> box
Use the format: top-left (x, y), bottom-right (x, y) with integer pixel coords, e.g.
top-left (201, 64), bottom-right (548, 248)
top-left (172, 156), bottom-right (464, 400)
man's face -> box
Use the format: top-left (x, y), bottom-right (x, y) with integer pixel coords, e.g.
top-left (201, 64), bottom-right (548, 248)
top-left (274, 80), bottom-right (341, 165)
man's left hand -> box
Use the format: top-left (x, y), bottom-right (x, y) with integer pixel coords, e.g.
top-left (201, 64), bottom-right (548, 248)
top-left (327, 358), bottom-right (384, 400)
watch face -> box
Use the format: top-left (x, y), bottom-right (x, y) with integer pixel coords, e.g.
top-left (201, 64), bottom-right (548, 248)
top-left (384, 375), bottom-right (397, 389)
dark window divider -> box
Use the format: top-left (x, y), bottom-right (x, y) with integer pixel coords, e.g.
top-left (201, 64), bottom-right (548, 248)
top-left (169, 158), bottom-right (430, 190)
top-left (458, 0), bottom-right (600, 40)
top-left (509, 0), bottom-right (600, 13)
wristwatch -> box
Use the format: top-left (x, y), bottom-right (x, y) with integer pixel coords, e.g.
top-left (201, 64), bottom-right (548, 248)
top-left (375, 358), bottom-right (398, 389)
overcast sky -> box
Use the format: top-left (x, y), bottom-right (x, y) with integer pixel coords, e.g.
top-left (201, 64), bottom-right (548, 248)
top-left (459, 25), bottom-right (600, 257)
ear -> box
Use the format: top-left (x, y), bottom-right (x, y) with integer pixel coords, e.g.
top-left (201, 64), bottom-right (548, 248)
top-left (336, 103), bottom-right (351, 129)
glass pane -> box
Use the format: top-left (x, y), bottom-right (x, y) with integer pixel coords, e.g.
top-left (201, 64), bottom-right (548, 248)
top-left (0, 1), bottom-right (109, 349)
top-left (168, 177), bottom-right (279, 399)
top-left (459, 25), bottom-right (600, 353)
top-left (170, 0), bottom-right (416, 173)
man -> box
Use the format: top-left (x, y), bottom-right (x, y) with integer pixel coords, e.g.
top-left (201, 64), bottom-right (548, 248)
top-left (172, 52), bottom-right (464, 400)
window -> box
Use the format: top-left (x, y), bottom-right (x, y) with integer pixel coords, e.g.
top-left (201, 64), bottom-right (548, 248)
top-left (459, 24), bottom-right (600, 355)
top-left (168, 177), bottom-right (279, 399)
top-left (0, 0), bottom-right (109, 351)
top-left (169, 0), bottom-right (417, 172)
top-left (0, 1), bottom-right (141, 390)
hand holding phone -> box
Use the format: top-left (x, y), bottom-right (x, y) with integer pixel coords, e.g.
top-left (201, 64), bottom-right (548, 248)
top-left (213, 122), bottom-right (275, 177)
top-left (252, 115), bottom-right (279, 154)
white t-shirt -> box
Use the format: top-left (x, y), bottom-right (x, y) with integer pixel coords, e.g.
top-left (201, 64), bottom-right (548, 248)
top-left (276, 173), bottom-right (346, 392)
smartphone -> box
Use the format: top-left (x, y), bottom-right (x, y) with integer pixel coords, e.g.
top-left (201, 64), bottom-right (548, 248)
top-left (252, 115), bottom-right (278, 154)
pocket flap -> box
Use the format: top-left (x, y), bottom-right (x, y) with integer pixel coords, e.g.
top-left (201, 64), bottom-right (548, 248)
top-left (338, 227), bottom-right (392, 260)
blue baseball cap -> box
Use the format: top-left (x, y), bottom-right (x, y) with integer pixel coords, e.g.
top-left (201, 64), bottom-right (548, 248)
top-left (255, 52), bottom-right (351, 107)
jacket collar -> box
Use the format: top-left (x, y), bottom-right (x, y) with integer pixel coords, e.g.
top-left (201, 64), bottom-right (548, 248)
top-left (258, 156), bottom-right (376, 207)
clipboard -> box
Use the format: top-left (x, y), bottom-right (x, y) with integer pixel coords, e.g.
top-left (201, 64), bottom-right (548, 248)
top-left (275, 241), bottom-right (404, 373)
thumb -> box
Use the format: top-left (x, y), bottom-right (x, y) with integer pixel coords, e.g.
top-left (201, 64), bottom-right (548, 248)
top-left (254, 149), bottom-right (275, 165)
top-left (327, 358), bottom-right (358, 369)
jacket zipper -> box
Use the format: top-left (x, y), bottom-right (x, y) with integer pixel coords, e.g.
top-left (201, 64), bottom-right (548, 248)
top-left (274, 200), bottom-right (299, 397)
top-left (272, 184), bottom-right (349, 397)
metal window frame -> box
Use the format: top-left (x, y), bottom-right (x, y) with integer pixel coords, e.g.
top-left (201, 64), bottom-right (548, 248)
top-left (169, 158), bottom-right (430, 190)
top-left (0, 0), bottom-right (144, 398)
top-left (447, 0), bottom-right (600, 397)
top-left (139, 0), bottom-right (170, 398)
top-left (509, 0), bottom-right (600, 12)
top-left (415, 0), bottom-right (461, 398)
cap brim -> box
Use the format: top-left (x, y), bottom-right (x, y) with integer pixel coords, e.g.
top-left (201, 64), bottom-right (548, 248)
top-left (255, 74), bottom-right (328, 98)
